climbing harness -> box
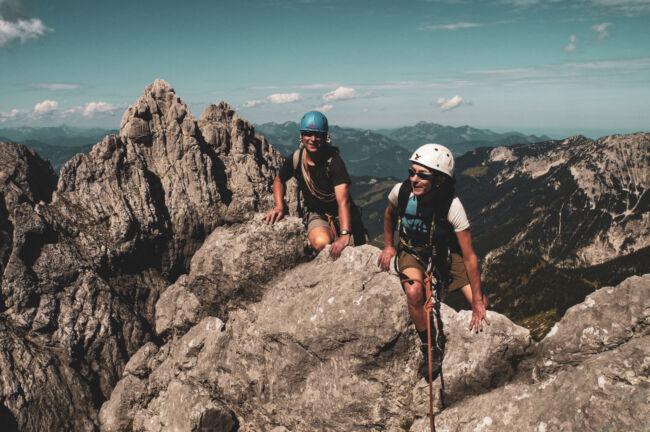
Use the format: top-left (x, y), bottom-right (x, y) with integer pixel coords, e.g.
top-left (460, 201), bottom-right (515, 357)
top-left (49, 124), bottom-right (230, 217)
top-left (394, 192), bottom-right (448, 432)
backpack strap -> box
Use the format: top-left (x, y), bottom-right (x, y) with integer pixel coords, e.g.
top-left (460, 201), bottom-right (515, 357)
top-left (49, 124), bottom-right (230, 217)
top-left (397, 180), bottom-right (412, 218)
top-left (292, 148), bottom-right (302, 172)
top-left (291, 148), bottom-right (304, 218)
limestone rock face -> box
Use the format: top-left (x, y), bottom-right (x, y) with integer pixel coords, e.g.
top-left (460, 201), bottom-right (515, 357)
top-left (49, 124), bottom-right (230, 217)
top-left (462, 133), bottom-right (650, 267)
top-left (410, 274), bottom-right (650, 432)
top-left (0, 80), bottom-right (285, 431)
top-left (198, 102), bottom-right (284, 222)
top-left (528, 274), bottom-right (650, 376)
top-left (102, 240), bottom-right (533, 432)
top-left (0, 142), bottom-right (56, 280)
top-left (155, 216), bottom-right (309, 338)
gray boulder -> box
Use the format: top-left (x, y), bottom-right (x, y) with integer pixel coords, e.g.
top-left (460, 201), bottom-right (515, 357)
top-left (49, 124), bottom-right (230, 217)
top-left (528, 273), bottom-right (650, 377)
top-left (411, 274), bottom-right (650, 432)
top-left (155, 215), bottom-right (309, 338)
top-left (103, 242), bottom-right (533, 432)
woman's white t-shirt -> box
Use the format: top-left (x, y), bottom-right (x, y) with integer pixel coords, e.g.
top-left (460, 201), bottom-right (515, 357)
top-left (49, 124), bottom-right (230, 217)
top-left (387, 182), bottom-right (470, 232)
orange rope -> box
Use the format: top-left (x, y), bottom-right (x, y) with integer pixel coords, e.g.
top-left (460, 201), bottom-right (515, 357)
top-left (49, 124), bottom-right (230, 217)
top-left (301, 150), bottom-right (336, 202)
top-left (424, 272), bottom-right (436, 432)
top-left (400, 272), bottom-right (437, 432)
top-left (325, 213), bottom-right (339, 240)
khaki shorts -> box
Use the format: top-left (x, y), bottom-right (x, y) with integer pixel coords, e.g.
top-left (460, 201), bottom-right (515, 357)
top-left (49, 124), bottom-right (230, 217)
top-left (306, 211), bottom-right (356, 246)
top-left (398, 250), bottom-right (469, 292)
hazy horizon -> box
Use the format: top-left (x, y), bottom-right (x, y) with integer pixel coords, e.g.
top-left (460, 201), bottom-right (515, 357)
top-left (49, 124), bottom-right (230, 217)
top-left (2, 119), bottom-right (641, 142)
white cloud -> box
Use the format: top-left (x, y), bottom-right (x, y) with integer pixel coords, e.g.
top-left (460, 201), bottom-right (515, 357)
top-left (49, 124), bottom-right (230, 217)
top-left (248, 85), bottom-right (280, 90)
top-left (298, 83), bottom-right (338, 89)
top-left (314, 104), bottom-right (333, 112)
top-left (29, 82), bottom-right (82, 91)
top-left (588, 0), bottom-right (650, 14)
top-left (419, 22), bottom-right (482, 31)
top-left (502, 0), bottom-right (650, 14)
top-left (83, 102), bottom-right (120, 117)
top-left (437, 96), bottom-right (464, 111)
top-left (242, 99), bottom-right (263, 108)
top-left (499, 0), bottom-right (541, 6)
top-left (33, 99), bottom-right (58, 114)
top-left (357, 80), bottom-right (473, 90)
top-left (592, 22), bottom-right (613, 40)
top-left (0, 108), bottom-right (25, 123)
top-left (267, 92), bottom-right (301, 104)
top-left (241, 93), bottom-right (301, 109)
top-left (322, 86), bottom-right (371, 102)
top-left (466, 57), bottom-right (650, 88)
top-left (0, 17), bottom-right (51, 47)
top-left (564, 34), bottom-right (578, 52)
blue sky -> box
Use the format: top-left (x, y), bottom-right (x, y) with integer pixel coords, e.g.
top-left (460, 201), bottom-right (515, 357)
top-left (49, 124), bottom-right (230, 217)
top-left (1, 0), bottom-right (649, 138)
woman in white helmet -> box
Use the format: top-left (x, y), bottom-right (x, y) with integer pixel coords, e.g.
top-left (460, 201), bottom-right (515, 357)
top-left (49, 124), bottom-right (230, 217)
top-left (377, 143), bottom-right (488, 376)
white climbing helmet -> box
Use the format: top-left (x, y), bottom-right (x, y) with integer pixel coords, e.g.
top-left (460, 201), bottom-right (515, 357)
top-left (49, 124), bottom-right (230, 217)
top-left (409, 143), bottom-right (455, 178)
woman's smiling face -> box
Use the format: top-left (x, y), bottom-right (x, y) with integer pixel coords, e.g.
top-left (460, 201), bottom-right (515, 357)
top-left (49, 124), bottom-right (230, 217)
top-left (408, 164), bottom-right (436, 196)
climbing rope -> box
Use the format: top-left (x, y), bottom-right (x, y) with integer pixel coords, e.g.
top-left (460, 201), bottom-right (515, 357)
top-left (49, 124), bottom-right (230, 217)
top-left (325, 212), bottom-right (339, 240)
top-left (399, 263), bottom-right (445, 432)
top-left (300, 148), bottom-right (336, 203)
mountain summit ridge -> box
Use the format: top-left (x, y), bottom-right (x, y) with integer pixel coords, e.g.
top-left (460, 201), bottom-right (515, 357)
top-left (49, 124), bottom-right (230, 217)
top-left (0, 79), bottom-right (647, 431)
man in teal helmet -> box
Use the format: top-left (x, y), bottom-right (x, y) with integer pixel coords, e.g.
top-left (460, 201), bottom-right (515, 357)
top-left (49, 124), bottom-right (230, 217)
top-left (265, 111), bottom-right (367, 260)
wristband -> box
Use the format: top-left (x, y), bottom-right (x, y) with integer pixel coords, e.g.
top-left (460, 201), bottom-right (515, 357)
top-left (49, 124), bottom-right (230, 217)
top-left (339, 230), bottom-right (351, 236)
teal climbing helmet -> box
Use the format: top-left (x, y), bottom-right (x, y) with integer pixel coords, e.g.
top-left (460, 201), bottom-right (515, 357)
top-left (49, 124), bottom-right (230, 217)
top-left (299, 111), bottom-right (329, 133)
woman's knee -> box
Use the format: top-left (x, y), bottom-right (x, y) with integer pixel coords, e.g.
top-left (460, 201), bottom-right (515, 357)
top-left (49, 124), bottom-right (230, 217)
top-left (403, 282), bottom-right (425, 307)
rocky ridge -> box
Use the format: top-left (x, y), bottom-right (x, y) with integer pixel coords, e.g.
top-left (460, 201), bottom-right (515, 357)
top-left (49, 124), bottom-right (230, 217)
top-left (412, 273), bottom-right (650, 432)
top-left (458, 133), bottom-right (649, 268)
top-left (0, 79), bottom-right (289, 430)
top-left (1, 80), bottom-right (647, 431)
top-left (101, 240), bottom-right (534, 432)
top-left (101, 217), bottom-right (649, 431)
top-left (446, 133), bottom-right (650, 336)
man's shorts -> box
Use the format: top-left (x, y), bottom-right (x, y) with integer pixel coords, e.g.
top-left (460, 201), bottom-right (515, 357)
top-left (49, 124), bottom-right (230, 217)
top-left (398, 250), bottom-right (470, 292)
top-left (306, 211), bottom-right (366, 246)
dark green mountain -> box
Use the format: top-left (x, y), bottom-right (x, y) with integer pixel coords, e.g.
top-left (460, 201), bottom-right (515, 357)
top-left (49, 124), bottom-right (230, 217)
top-left (255, 122), bottom-right (411, 178)
top-left (350, 133), bottom-right (649, 339)
top-left (377, 121), bottom-right (550, 154)
top-left (256, 121), bottom-right (551, 178)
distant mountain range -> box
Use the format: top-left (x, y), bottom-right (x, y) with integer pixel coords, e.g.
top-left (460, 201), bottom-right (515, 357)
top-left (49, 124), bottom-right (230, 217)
top-left (4, 123), bottom-right (549, 178)
top-left (0, 125), bottom-right (118, 147)
top-left (377, 121), bottom-right (550, 153)
top-left (0, 126), bottom-right (118, 171)
top-left (256, 121), bottom-right (551, 178)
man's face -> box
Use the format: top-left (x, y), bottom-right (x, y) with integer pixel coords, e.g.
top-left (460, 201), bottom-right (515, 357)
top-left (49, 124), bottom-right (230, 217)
top-left (301, 131), bottom-right (327, 153)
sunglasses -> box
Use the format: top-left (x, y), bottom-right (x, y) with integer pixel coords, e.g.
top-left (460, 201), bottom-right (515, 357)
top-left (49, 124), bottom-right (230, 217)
top-left (408, 167), bottom-right (435, 180)
top-left (301, 131), bottom-right (326, 138)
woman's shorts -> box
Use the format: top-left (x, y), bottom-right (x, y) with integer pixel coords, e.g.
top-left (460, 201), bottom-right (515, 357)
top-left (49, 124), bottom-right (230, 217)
top-left (398, 250), bottom-right (469, 292)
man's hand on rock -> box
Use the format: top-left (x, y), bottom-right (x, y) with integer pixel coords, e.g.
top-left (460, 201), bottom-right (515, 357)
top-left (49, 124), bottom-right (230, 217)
top-left (264, 207), bottom-right (284, 224)
top-left (329, 236), bottom-right (349, 260)
top-left (377, 245), bottom-right (397, 271)
top-left (469, 297), bottom-right (490, 333)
